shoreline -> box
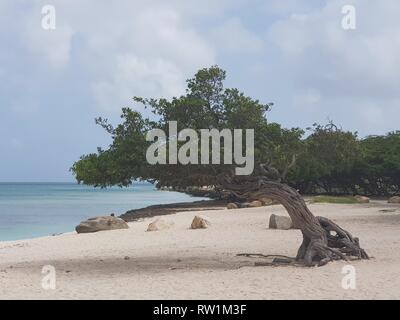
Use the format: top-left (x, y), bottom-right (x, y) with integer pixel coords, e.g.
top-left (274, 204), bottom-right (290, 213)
top-left (0, 198), bottom-right (224, 244)
top-left (120, 199), bottom-right (227, 221)
top-left (0, 183), bottom-right (213, 243)
top-left (1, 200), bottom-right (399, 299)
top-left (1, 200), bottom-right (400, 299)
top-left (1, 195), bottom-right (397, 244)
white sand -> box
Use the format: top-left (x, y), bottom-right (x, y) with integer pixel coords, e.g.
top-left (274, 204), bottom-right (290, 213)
top-left (1, 201), bottom-right (400, 300)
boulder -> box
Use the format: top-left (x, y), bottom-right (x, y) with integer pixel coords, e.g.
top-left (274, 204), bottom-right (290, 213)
top-left (147, 218), bottom-right (173, 232)
top-left (227, 203), bottom-right (238, 210)
top-left (354, 195), bottom-right (370, 203)
top-left (268, 214), bottom-right (293, 230)
top-left (388, 196), bottom-right (400, 204)
top-left (190, 215), bottom-right (211, 229)
top-left (237, 202), bottom-right (250, 208)
top-left (75, 216), bottom-right (129, 234)
top-left (248, 200), bottom-right (263, 208)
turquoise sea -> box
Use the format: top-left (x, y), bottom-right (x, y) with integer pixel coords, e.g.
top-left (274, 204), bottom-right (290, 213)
top-left (0, 182), bottom-right (206, 241)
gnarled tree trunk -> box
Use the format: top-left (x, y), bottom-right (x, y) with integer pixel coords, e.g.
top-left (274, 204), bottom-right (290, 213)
top-left (222, 176), bottom-right (369, 267)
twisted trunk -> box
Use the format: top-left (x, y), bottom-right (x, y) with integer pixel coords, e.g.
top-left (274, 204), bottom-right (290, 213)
top-left (223, 178), bottom-right (369, 266)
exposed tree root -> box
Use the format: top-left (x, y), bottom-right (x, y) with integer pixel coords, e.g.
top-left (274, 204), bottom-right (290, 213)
top-left (221, 171), bottom-right (369, 267)
top-left (237, 253), bottom-right (304, 267)
top-left (316, 216), bottom-right (369, 260)
top-left (238, 249), bottom-right (368, 268)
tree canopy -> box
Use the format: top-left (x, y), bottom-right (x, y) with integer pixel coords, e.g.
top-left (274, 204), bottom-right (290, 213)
top-left (72, 66), bottom-right (301, 189)
top-left (72, 66), bottom-right (400, 196)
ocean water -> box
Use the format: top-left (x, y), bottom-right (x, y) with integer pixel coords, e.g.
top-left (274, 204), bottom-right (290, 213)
top-left (0, 182), bottom-right (206, 241)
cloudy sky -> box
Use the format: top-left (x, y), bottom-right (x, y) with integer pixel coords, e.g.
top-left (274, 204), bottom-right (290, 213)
top-left (1, 0), bottom-right (399, 182)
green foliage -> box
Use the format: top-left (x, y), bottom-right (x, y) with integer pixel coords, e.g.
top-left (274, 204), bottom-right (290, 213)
top-left (72, 66), bottom-right (293, 189)
top-left (290, 123), bottom-right (362, 194)
top-left (290, 128), bottom-right (400, 196)
top-left (312, 196), bottom-right (359, 204)
top-left (355, 131), bottom-right (400, 195)
top-left (71, 109), bottom-right (155, 187)
top-left (72, 66), bottom-right (400, 196)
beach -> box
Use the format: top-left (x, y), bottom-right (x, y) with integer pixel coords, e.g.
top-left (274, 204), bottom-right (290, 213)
top-left (0, 182), bottom-right (206, 241)
top-left (1, 200), bottom-right (400, 300)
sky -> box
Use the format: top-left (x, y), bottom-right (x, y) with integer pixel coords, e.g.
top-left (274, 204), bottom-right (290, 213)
top-left (0, 0), bottom-right (399, 182)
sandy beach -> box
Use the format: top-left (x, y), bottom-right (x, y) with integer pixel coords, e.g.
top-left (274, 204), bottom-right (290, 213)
top-left (1, 200), bottom-right (400, 300)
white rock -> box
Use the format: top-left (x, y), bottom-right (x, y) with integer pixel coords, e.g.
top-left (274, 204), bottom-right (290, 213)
top-left (268, 214), bottom-right (293, 230)
top-left (354, 195), bottom-right (370, 203)
top-left (147, 218), bottom-right (174, 232)
top-left (248, 200), bottom-right (263, 208)
top-left (227, 203), bottom-right (238, 209)
top-left (388, 196), bottom-right (400, 204)
top-left (75, 216), bottom-right (129, 234)
top-left (190, 215), bottom-right (211, 229)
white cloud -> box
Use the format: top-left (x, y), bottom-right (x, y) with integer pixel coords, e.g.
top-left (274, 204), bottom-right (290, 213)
top-left (267, 0), bottom-right (400, 135)
top-left (262, 0), bottom-right (319, 15)
top-left (88, 7), bottom-right (214, 111)
top-left (269, 0), bottom-right (400, 95)
top-left (92, 55), bottom-right (187, 112)
top-left (1, 0), bottom-right (399, 136)
top-left (1, 0), bottom-right (400, 182)
top-left (24, 23), bottom-right (74, 69)
top-left (58, 1), bottom-right (215, 112)
top-left (20, 2), bottom-right (74, 69)
top-left (3, 0), bottom-right (215, 112)
top-left (211, 18), bottom-right (264, 54)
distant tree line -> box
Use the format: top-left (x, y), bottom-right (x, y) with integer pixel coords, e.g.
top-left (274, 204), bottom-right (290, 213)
top-left (287, 125), bottom-right (400, 196)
